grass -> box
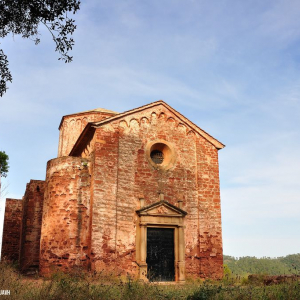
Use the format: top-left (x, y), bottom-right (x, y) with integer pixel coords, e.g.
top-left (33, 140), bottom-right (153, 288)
top-left (0, 261), bottom-right (300, 300)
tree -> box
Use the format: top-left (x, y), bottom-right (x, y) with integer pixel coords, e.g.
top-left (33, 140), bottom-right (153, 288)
top-left (0, 150), bottom-right (8, 178)
top-left (0, 150), bottom-right (9, 199)
top-left (0, 0), bottom-right (81, 97)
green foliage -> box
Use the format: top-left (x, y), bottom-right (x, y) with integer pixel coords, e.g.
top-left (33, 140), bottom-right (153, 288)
top-left (1, 259), bottom-right (300, 300)
top-left (187, 282), bottom-right (300, 300)
top-left (0, 49), bottom-right (11, 97)
top-left (0, 261), bottom-right (199, 300)
top-left (281, 254), bottom-right (300, 273)
top-left (224, 253), bottom-right (300, 276)
top-left (0, 0), bottom-right (80, 96)
top-left (0, 150), bottom-right (9, 177)
top-left (187, 282), bottom-right (222, 300)
top-left (223, 264), bottom-right (232, 277)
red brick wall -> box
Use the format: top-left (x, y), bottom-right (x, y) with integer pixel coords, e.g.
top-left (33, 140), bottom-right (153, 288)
top-left (88, 104), bottom-right (223, 279)
top-left (39, 156), bottom-right (91, 275)
top-left (1, 198), bottom-right (22, 261)
top-left (58, 111), bottom-right (117, 157)
top-left (37, 103), bottom-right (223, 279)
top-left (19, 180), bottom-right (45, 274)
top-left (196, 138), bottom-right (223, 278)
top-left (90, 124), bottom-right (123, 273)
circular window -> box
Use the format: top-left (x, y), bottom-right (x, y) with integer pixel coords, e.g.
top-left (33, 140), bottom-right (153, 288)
top-left (146, 140), bottom-right (176, 170)
top-left (150, 150), bottom-right (164, 164)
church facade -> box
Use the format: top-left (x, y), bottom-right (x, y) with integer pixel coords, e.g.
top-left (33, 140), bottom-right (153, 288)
top-left (1, 100), bottom-right (225, 282)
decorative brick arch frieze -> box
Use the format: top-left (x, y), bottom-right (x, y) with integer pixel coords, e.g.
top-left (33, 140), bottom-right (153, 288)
top-left (117, 110), bottom-right (197, 137)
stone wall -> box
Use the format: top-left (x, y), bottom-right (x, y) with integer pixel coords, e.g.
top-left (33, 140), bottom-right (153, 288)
top-left (58, 110), bottom-right (117, 157)
top-left (1, 198), bottom-right (22, 261)
top-left (196, 138), bottom-right (223, 278)
top-left (19, 180), bottom-right (45, 274)
top-left (90, 123), bottom-right (123, 274)
top-left (6, 102), bottom-right (223, 280)
top-left (39, 156), bottom-right (91, 275)
top-left (88, 104), bottom-right (223, 279)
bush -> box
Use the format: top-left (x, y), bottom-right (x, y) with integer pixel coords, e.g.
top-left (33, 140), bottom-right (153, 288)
top-left (187, 282), bottom-right (222, 300)
top-left (1, 260), bottom-right (300, 300)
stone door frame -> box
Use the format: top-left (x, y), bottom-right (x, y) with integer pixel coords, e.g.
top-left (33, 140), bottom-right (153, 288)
top-left (135, 199), bottom-right (187, 282)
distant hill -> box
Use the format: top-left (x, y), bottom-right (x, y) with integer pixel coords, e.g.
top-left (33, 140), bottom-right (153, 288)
top-left (224, 253), bottom-right (300, 275)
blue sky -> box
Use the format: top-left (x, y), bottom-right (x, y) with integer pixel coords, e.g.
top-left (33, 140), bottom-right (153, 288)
top-left (1, 0), bottom-right (300, 258)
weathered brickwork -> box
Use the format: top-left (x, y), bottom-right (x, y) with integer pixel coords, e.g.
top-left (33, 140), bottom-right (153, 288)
top-left (19, 180), bottom-right (45, 273)
top-left (58, 109), bottom-right (118, 157)
top-left (1, 100), bottom-right (224, 281)
top-left (1, 199), bottom-right (22, 261)
top-left (85, 104), bottom-right (223, 279)
top-left (39, 156), bottom-right (91, 275)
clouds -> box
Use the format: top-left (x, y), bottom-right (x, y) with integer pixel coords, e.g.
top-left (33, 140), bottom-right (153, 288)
top-left (220, 107), bottom-right (300, 256)
top-left (1, 0), bottom-right (300, 257)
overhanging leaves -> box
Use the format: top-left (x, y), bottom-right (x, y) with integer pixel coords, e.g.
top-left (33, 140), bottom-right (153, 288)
top-left (0, 150), bottom-right (9, 177)
top-left (0, 0), bottom-right (81, 96)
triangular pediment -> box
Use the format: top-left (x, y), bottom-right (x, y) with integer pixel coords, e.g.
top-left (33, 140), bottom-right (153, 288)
top-left (92, 100), bottom-right (224, 149)
top-left (70, 100), bottom-right (225, 156)
top-left (136, 200), bottom-right (187, 217)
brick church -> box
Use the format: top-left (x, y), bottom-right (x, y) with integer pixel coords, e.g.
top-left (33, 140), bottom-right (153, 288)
top-left (1, 100), bottom-right (225, 282)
